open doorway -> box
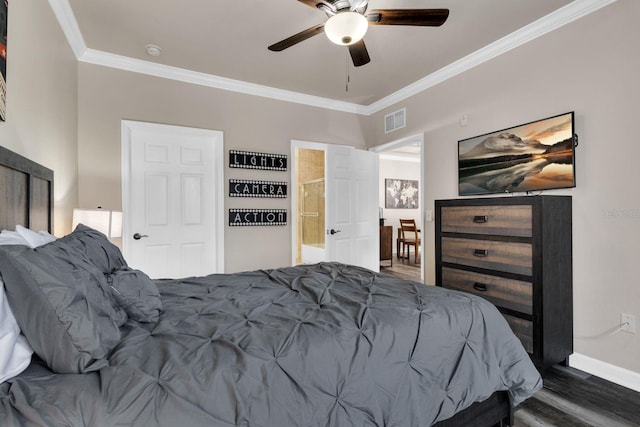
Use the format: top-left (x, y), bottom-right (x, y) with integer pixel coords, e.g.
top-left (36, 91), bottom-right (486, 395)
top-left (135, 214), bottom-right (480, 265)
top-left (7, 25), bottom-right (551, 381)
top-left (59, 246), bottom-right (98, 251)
top-left (293, 145), bottom-right (326, 265)
top-left (370, 134), bottom-right (424, 282)
top-left (290, 140), bottom-right (379, 271)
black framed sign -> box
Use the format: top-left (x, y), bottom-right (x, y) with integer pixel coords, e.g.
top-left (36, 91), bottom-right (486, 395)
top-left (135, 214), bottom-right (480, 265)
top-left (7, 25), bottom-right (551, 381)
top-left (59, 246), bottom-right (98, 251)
top-left (229, 179), bottom-right (287, 198)
top-left (229, 209), bottom-right (287, 226)
top-left (229, 150), bottom-right (287, 171)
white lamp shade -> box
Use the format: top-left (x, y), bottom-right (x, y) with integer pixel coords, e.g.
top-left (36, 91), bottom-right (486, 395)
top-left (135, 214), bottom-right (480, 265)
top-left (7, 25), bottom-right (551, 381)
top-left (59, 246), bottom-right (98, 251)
top-left (324, 12), bottom-right (368, 46)
top-left (72, 208), bottom-right (123, 239)
top-left (110, 211), bottom-right (123, 238)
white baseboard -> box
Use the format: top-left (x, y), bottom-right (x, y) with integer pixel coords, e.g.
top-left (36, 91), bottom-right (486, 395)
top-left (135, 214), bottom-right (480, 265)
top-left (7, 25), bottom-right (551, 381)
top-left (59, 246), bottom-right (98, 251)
top-left (569, 353), bottom-right (640, 393)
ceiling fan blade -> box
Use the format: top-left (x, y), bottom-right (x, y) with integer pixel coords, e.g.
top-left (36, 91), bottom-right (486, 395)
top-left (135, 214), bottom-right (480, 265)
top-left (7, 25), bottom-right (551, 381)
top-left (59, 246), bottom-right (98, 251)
top-left (268, 24), bottom-right (325, 52)
top-left (297, 0), bottom-right (322, 10)
top-left (366, 9), bottom-right (449, 26)
top-left (349, 39), bottom-right (370, 67)
top-left (350, 0), bottom-right (369, 12)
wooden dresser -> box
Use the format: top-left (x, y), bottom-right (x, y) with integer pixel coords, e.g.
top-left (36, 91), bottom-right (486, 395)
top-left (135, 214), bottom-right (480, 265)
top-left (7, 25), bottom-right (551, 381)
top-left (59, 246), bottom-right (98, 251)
top-left (379, 225), bottom-right (393, 266)
top-left (435, 196), bottom-right (572, 369)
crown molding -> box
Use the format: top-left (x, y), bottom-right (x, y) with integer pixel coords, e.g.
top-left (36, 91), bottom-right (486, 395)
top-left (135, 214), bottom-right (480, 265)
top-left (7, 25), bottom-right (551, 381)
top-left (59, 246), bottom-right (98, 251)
top-left (51, 0), bottom-right (616, 116)
top-left (362, 0), bottom-right (618, 115)
top-left (47, 0), bottom-right (86, 58)
top-left (78, 49), bottom-right (364, 115)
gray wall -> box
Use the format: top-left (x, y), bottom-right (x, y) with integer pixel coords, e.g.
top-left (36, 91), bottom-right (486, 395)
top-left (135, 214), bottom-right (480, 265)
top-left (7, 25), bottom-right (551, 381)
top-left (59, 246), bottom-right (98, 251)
top-left (363, 0), bottom-right (640, 376)
top-left (0, 0), bottom-right (78, 234)
top-left (77, 64), bottom-right (367, 272)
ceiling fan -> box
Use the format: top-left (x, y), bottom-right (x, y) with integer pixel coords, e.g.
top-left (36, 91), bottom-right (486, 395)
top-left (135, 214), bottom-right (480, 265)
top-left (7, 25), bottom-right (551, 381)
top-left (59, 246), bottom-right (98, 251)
top-left (268, 0), bottom-right (449, 67)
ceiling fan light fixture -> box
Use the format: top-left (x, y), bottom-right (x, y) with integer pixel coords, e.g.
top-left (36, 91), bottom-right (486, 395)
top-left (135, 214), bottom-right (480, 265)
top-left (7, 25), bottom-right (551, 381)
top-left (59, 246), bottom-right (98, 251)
top-left (324, 12), bottom-right (368, 46)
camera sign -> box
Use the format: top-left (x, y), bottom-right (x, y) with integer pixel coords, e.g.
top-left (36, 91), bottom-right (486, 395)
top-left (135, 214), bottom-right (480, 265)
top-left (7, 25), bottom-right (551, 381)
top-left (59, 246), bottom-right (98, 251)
top-left (229, 180), bottom-right (287, 198)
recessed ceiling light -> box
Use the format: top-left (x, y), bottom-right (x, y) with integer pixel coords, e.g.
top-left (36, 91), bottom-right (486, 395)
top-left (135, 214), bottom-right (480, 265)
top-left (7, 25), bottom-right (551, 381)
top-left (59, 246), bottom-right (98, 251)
top-left (145, 44), bottom-right (162, 57)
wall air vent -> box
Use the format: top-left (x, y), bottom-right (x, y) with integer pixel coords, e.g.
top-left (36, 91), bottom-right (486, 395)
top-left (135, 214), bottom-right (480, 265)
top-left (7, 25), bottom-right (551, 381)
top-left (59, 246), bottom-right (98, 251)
top-left (384, 108), bottom-right (406, 133)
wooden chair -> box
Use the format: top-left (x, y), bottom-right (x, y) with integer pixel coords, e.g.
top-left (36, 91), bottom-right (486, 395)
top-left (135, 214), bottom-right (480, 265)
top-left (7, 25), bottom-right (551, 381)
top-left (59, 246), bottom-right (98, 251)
top-left (399, 219), bottom-right (421, 264)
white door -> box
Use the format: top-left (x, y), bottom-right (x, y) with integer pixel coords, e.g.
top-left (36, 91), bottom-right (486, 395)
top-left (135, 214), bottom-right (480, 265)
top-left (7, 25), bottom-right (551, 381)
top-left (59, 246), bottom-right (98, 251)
top-left (292, 141), bottom-right (379, 272)
top-left (121, 121), bottom-right (224, 279)
top-left (326, 145), bottom-right (379, 271)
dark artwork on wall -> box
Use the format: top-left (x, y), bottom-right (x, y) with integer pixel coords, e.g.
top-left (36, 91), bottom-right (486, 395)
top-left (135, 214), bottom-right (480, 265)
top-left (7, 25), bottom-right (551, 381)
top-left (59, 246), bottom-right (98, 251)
top-left (385, 178), bottom-right (419, 209)
top-left (229, 179), bottom-right (287, 198)
top-left (0, 0), bottom-right (7, 121)
top-left (229, 209), bottom-right (287, 226)
top-left (229, 150), bottom-right (287, 171)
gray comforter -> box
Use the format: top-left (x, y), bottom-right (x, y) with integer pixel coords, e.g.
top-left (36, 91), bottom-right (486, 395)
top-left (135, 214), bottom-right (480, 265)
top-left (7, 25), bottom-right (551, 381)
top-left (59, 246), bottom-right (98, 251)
top-left (0, 262), bottom-right (541, 426)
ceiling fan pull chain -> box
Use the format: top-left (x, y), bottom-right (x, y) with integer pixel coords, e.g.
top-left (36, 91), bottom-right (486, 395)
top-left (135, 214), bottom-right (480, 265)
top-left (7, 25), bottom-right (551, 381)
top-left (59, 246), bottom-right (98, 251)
top-left (345, 51), bottom-right (350, 92)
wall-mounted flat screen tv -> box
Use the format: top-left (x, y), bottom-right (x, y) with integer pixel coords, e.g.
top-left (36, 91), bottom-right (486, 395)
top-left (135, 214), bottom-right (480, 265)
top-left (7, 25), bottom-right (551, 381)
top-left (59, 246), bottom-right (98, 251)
top-left (458, 111), bottom-right (576, 196)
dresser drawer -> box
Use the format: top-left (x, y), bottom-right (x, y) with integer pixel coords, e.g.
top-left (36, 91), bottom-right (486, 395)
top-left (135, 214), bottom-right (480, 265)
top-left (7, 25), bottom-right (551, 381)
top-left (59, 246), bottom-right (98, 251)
top-left (441, 205), bottom-right (532, 237)
top-left (442, 267), bottom-right (532, 315)
top-left (436, 196), bottom-right (573, 369)
top-left (441, 237), bottom-right (532, 276)
top-left (503, 314), bottom-right (533, 354)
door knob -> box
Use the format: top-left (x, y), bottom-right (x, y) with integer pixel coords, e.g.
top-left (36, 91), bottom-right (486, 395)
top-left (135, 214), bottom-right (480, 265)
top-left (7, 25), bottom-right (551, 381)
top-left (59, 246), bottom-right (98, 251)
top-left (329, 229), bottom-right (341, 235)
top-left (133, 233), bottom-right (149, 240)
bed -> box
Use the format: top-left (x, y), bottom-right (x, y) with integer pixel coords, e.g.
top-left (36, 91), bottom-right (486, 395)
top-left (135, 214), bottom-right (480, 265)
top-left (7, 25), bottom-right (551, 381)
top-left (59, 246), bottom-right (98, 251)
top-left (0, 146), bottom-right (542, 426)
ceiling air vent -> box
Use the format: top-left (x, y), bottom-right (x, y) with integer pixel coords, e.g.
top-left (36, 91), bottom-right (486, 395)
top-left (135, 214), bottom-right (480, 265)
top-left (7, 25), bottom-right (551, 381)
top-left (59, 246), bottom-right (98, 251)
top-left (385, 108), bottom-right (406, 133)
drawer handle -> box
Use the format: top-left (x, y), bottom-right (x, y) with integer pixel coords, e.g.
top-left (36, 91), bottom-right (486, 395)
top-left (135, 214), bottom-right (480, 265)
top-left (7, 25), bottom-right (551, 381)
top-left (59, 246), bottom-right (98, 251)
top-left (473, 282), bottom-right (488, 292)
top-left (472, 215), bottom-right (489, 223)
top-left (473, 249), bottom-right (489, 257)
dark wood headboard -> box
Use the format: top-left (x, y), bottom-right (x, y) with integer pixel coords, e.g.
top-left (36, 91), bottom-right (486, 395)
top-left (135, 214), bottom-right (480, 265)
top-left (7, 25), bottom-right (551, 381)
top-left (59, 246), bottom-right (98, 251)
top-left (0, 145), bottom-right (54, 232)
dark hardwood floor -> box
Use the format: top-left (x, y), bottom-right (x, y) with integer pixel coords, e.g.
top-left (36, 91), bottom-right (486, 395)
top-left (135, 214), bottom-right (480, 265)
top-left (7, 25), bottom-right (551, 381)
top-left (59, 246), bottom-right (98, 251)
top-left (515, 365), bottom-right (640, 426)
top-left (379, 261), bottom-right (640, 426)
top-left (379, 255), bottom-right (422, 283)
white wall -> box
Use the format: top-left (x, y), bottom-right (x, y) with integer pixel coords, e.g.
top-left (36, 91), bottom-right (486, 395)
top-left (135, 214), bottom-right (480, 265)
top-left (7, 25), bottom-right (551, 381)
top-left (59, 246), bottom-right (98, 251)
top-left (364, 0), bottom-right (640, 381)
top-left (379, 157), bottom-right (420, 254)
top-left (0, 0), bottom-right (78, 235)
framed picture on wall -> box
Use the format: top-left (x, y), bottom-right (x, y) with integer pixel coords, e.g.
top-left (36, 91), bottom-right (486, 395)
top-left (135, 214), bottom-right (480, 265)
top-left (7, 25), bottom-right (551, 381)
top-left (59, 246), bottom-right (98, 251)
top-left (385, 178), bottom-right (419, 209)
top-left (0, 0), bottom-right (7, 121)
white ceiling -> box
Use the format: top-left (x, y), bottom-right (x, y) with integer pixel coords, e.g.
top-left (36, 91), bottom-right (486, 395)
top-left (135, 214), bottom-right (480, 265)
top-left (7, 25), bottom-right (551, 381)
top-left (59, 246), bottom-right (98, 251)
top-left (54, 0), bottom-right (614, 114)
top-left (380, 142), bottom-right (421, 161)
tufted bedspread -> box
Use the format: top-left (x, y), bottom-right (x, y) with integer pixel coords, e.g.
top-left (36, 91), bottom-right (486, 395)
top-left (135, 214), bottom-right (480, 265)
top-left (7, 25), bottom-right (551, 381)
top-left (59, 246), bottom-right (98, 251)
top-left (0, 262), bottom-right (541, 426)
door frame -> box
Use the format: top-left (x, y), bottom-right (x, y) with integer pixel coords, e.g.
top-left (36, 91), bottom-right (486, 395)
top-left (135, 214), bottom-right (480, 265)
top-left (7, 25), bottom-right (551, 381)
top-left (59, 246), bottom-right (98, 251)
top-left (290, 139), bottom-right (379, 270)
top-left (370, 133), bottom-right (425, 281)
top-left (121, 120), bottom-right (225, 273)
top-left (290, 139), bottom-right (327, 266)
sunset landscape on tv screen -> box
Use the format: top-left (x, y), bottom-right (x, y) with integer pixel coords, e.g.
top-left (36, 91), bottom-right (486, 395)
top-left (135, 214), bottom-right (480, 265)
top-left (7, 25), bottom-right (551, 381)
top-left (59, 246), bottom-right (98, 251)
top-left (458, 112), bottom-right (575, 196)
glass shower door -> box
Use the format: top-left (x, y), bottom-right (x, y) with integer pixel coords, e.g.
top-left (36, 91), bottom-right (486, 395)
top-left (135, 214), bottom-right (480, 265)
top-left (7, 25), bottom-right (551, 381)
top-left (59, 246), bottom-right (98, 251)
top-left (301, 179), bottom-right (325, 263)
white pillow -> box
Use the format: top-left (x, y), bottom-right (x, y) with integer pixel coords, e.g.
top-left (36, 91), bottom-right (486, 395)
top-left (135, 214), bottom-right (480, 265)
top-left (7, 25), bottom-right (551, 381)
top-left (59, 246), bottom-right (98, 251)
top-left (0, 230), bottom-right (30, 246)
top-left (0, 227), bottom-right (42, 384)
top-left (0, 278), bottom-right (33, 383)
top-left (16, 225), bottom-right (57, 248)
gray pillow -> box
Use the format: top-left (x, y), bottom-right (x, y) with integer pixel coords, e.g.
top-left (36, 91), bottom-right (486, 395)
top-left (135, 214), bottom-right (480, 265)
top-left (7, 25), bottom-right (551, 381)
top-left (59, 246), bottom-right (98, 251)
top-left (0, 243), bottom-right (123, 374)
top-left (37, 236), bottom-right (128, 329)
top-left (63, 224), bottom-right (127, 274)
top-left (57, 224), bottom-right (129, 325)
top-left (106, 267), bottom-right (162, 323)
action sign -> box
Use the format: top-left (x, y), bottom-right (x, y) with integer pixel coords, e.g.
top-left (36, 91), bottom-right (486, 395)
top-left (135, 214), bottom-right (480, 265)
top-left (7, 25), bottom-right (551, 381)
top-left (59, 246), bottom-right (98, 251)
top-left (229, 209), bottom-right (287, 226)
